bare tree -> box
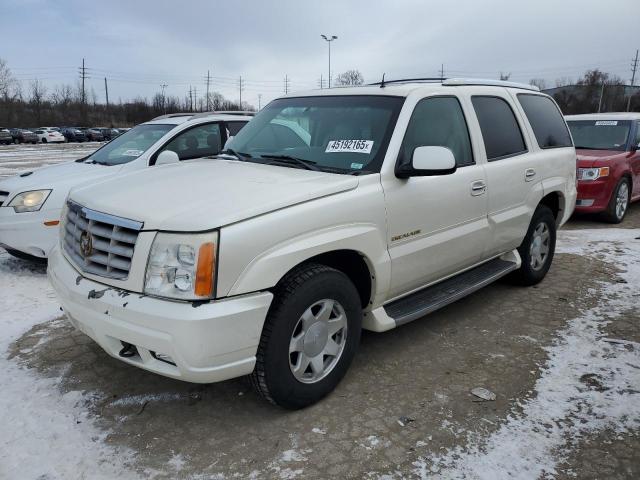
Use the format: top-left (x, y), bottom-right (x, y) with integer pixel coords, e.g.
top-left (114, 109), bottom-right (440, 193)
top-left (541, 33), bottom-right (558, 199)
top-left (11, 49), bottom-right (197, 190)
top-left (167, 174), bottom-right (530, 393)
top-left (29, 79), bottom-right (48, 125)
top-left (529, 78), bottom-right (548, 90)
top-left (499, 72), bottom-right (511, 81)
top-left (334, 70), bottom-right (364, 86)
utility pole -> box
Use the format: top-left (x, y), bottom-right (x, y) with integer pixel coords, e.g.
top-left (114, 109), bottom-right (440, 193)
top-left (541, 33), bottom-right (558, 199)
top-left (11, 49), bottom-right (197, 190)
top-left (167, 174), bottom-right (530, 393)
top-left (318, 74), bottom-right (325, 89)
top-left (78, 58), bottom-right (88, 105)
top-left (205, 70), bottom-right (211, 111)
top-left (193, 87), bottom-right (198, 111)
top-left (440, 63), bottom-right (445, 80)
top-left (238, 76), bottom-right (244, 108)
top-left (104, 77), bottom-right (109, 108)
top-left (284, 74), bottom-right (290, 94)
top-left (598, 82), bottom-right (605, 113)
top-left (160, 83), bottom-right (168, 114)
top-left (627, 49), bottom-right (639, 112)
top-left (188, 86), bottom-right (193, 111)
top-left (321, 34), bottom-right (338, 88)
top-left (258, 94), bottom-right (262, 110)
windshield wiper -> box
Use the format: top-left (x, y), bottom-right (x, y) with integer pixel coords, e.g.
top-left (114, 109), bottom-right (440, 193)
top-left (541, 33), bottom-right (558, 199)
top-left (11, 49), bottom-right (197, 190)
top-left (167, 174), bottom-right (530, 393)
top-left (216, 148), bottom-right (252, 161)
top-left (260, 154), bottom-right (320, 171)
top-left (86, 159), bottom-right (109, 165)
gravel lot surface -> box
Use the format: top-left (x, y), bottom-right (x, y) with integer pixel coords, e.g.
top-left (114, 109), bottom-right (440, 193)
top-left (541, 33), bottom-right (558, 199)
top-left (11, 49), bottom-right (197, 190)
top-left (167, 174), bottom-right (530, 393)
top-left (0, 147), bottom-right (638, 479)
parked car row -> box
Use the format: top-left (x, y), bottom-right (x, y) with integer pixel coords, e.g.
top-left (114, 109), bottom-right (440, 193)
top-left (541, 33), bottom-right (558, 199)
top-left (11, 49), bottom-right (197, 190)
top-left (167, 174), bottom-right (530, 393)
top-left (1, 82), bottom-right (637, 409)
top-left (0, 126), bottom-right (128, 144)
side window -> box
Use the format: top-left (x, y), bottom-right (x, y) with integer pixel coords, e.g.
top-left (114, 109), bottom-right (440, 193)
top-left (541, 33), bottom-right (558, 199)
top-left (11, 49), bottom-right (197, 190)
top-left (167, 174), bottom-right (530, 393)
top-left (517, 94), bottom-right (572, 149)
top-left (401, 96), bottom-right (474, 167)
top-left (635, 123), bottom-right (640, 146)
top-left (227, 122), bottom-right (246, 136)
top-left (160, 123), bottom-right (222, 161)
top-left (471, 96), bottom-right (527, 160)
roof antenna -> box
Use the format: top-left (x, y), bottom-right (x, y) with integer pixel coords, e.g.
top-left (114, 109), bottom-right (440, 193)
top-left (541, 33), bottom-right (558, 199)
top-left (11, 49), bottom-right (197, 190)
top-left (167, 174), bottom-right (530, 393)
top-left (380, 73), bottom-right (386, 88)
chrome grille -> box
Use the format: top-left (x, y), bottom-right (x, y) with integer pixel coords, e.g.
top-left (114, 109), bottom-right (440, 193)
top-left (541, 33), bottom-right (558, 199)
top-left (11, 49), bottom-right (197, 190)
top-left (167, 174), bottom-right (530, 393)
top-left (63, 201), bottom-right (143, 280)
top-left (0, 191), bottom-right (9, 207)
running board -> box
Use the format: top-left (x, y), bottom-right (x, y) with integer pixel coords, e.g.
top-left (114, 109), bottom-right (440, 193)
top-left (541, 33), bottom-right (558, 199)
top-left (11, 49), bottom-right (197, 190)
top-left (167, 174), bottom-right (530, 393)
top-left (384, 257), bottom-right (519, 326)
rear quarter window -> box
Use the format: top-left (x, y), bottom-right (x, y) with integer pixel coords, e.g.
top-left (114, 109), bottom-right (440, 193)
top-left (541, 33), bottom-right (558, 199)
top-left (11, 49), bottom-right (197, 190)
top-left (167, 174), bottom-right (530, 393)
top-left (517, 94), bottom-right (572, 149)
top-left (471, 96), bottom-right (527, 161)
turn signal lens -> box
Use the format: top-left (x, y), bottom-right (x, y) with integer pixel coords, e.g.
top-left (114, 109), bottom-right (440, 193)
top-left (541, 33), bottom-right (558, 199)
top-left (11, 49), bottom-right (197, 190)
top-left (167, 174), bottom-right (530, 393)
top-left (195, 242), bottom-right (215, 297)
top-left (598, 167), bottom-right (610, 177)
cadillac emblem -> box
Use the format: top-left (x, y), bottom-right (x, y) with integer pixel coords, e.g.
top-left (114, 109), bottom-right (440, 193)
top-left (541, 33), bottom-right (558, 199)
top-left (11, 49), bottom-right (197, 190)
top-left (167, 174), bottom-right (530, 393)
top-left (79, 230), bottom-right (93, 258)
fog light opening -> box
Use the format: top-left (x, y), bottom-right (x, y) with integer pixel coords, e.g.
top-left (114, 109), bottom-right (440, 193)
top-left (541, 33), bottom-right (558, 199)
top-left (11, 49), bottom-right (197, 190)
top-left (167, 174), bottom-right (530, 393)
top-left (151, 351), bottom-right (176, 366)
top-left (119, 342), bottom-right (139, 358)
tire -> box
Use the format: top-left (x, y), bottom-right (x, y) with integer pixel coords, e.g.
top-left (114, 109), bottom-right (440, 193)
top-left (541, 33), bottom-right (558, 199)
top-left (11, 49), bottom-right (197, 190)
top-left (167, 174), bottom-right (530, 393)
top-left (14, 138), bottom-right (19, 144)
top-left (602, 178), bottom-right (630, 224)
top-left (5, 248), bottom-right (47, 264)
top-left (41, 138), bottom-right (47, 144)
top-left (507, 205), bottom-right (556, 286)
top-left (250, 263), bottom-right (362, 409)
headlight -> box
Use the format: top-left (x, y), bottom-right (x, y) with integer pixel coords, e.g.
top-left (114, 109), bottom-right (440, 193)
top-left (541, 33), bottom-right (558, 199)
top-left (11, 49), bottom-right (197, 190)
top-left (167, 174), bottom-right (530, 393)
top-left (8, 189), bottom-right (52, 213)
top-left (144, 231), bottom-right (218, 300)
top-left (578, 167), bottom-right (609, 181)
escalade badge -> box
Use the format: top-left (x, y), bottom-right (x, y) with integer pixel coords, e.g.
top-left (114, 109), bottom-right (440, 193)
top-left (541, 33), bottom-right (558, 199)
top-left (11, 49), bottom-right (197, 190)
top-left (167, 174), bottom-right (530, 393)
top-left (80, 231), bottom-right (93, 258)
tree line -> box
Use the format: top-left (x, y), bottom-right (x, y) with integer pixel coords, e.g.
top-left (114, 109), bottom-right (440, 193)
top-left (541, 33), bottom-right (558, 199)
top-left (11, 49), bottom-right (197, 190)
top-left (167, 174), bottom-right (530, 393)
top-left (0, 59), bottom-right (254, 128)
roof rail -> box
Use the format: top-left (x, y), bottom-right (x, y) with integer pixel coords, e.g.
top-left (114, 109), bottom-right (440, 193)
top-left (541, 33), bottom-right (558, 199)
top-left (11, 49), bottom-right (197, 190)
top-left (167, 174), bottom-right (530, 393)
top-left (369, 77), bottom-right (445, 86)
top-left (189, 110), bottom-right (256, 119)
top-left (443, 78), bottom-right (540, 91)
top-left (367, 77), bottom-right (540, 92)
top-left (151, 112), bottom-right (194, 120)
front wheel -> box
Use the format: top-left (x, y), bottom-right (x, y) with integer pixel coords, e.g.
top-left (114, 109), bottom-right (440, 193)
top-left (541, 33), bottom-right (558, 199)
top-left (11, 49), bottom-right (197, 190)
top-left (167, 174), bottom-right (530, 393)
top-left (250, 263), bottom-right (362, 409)
top-left (507, 205), bottom-right (556, 286)
top-left (603, 178), bottom-right (630, 224)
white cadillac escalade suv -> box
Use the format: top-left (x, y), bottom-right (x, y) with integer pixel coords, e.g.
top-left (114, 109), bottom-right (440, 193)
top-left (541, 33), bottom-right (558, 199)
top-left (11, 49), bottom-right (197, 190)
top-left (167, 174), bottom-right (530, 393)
top-left (48, 79), bottom-right (577, 409)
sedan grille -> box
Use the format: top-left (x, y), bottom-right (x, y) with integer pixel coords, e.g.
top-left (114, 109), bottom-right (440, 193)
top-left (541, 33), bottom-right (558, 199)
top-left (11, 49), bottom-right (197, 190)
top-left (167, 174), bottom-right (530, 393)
top-left (63, 201), bottom-right (143, 280)
top-left (0, 191), bottom-right (9, 207)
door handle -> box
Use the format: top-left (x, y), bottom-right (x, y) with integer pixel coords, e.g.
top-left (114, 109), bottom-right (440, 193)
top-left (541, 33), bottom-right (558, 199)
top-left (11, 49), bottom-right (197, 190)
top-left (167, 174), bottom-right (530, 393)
top-left (471, 180), bottom-right (486, 196)
top-left (525, 168), bottom-right (536, 182)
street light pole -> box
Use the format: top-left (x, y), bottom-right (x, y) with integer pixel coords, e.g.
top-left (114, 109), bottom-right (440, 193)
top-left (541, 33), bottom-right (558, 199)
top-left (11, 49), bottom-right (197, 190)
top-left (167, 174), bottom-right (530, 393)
top-left (321, 34), bottom-right (338, 88)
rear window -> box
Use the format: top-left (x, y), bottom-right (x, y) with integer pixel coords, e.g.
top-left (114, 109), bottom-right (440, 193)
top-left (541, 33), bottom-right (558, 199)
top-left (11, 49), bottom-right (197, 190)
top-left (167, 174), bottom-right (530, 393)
top-left (517, 94), bottom-right (572, 149)
top-left (567, 120), bottom-right (631, 151)
top-left (471, 96), bottom-right (527, 161)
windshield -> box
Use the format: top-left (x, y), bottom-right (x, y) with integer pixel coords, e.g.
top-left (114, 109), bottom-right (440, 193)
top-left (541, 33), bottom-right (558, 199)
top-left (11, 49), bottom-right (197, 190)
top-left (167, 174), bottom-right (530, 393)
top-left (567, 120), bottom-right (631, 151)
top-left (227, 95), bottom-right (405, 174)
top-left (86, 124), bottom-right (174, 165)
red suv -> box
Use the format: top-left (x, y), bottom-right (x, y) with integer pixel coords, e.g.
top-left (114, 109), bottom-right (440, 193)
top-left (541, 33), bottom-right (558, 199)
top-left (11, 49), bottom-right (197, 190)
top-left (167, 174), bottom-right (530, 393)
top-left (566, 114), bottom-right (640, 223)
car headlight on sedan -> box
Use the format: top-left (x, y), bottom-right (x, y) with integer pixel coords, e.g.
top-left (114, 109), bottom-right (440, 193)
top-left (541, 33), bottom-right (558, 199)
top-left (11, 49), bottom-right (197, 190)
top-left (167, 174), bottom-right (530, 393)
top-left (7, 189), bottom-right (52, 213)
top-left (578, 167), bottom-right (609, 181)
top-left (144, 231), bottom-right (218, 300)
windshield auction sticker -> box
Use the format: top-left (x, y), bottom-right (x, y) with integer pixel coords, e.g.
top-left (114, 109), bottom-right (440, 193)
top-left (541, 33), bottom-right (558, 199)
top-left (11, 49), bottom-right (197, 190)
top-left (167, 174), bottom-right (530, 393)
top-left (122, 149), bottom-right (144, 157)
top-left (325, 139), bottom-right (373, 154)
top-left (595, 121), bottom-right (618, 126)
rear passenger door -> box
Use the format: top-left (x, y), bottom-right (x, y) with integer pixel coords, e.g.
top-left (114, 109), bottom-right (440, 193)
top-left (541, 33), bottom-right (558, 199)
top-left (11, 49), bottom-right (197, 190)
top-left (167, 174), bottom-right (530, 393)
top-left (469, 93), bottom-right (543, 257)
top-left (632, 122), bottom-right (640, 197)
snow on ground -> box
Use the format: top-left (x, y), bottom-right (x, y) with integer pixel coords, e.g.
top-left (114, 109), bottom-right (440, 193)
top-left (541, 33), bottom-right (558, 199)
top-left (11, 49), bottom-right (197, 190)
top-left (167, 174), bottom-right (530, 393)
top-left (0, 142), bottom-right (101, 178)
top-left (408, 228), bottom-right (640, 480)
top-left (0, 248), bottom-right (139, 479)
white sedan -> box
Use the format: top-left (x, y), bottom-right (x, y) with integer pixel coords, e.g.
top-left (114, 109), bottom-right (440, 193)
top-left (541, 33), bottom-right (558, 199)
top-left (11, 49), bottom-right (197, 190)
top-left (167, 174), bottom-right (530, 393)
top-left (34, 129), bottom-right (66, 143)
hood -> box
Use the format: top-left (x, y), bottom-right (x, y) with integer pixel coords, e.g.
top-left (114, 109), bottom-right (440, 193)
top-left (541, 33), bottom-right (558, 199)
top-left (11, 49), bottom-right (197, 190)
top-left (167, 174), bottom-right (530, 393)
top-left (576, 149), bottom-right (629, 168)
top-left (0, 161), bottom-right (120, 195)
top-left (70, 159), bottom-right (359, 231)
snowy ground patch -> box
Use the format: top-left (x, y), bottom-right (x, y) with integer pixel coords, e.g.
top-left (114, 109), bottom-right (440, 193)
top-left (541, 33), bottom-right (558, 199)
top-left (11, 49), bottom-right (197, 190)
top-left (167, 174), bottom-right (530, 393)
top-left (409, 228), bottom-right (640, 479)
top-left (0, 248), bottom-right (139, 479)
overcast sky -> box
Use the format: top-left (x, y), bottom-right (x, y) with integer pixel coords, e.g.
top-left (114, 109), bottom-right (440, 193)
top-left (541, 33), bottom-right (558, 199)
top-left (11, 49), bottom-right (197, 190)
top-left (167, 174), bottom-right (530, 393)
top-left (1, 0), bottom-right (638, 108)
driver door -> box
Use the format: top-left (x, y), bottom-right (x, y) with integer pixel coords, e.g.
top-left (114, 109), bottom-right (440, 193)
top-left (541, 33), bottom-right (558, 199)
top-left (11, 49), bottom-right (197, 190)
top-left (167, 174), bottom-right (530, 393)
top-left (382, 95), bottom-right (490, 298)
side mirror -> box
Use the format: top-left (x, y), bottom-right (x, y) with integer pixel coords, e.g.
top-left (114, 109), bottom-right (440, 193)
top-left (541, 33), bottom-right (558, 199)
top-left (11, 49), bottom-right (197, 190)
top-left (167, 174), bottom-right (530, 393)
top-left (156, 150), bottom-right (180, 166)
top-left (396, 146), bottom-right (457, 178)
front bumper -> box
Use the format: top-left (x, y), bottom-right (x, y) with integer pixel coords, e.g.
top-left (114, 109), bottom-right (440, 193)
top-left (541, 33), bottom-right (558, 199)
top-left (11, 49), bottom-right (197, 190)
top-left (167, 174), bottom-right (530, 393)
top-left (575, 178), bottom-right (614, 213)
top-left (0, 206), bottom-right (61, 257)
top-left (48, 246), bottom-right (273, 384)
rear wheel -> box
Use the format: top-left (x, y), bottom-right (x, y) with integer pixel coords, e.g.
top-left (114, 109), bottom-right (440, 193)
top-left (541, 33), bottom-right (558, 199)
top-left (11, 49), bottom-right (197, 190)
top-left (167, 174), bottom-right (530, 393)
top-left (507, 205), bottom-right (556, 286)
top-left (41, 138), bottom-right (47, 144)
top-left (603, 178), bottom-right (630, 224)
top-left (250, 263), bottom-right (362, 409)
